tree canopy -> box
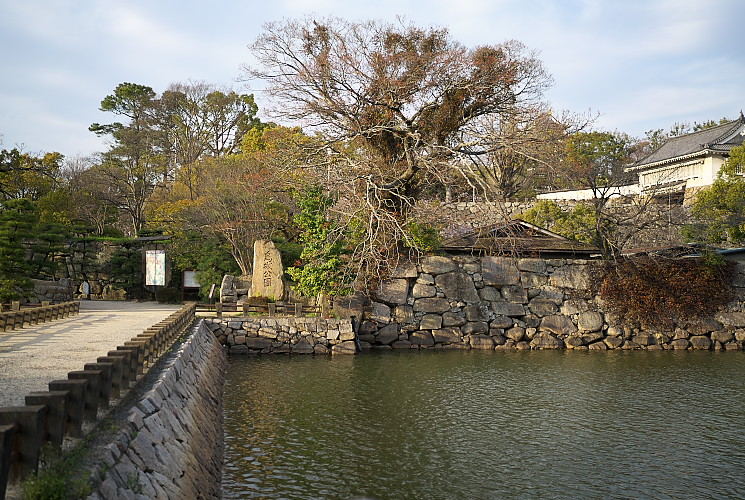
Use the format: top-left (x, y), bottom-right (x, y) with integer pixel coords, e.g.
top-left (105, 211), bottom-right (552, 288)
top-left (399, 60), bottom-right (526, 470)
top-left (684, 145), bottom-right (745, 245)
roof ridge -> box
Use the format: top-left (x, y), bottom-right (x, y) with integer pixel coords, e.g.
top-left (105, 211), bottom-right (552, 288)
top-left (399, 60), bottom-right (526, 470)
top-left (633, 116), bottom-right (742, 168)
top-left (666, 118), bottom-right (738, 143)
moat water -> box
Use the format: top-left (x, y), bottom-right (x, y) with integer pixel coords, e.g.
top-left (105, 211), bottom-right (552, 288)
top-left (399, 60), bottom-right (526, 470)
top-left (222, 350), bottom-right (745, 499)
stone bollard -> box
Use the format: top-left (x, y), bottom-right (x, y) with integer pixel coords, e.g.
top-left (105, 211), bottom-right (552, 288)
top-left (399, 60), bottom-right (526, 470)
top-left (12, 312), bottom-right (23, 330)
top-left (68, 371), bottom-right (101, 422)
top-left (1, 423), bottom-right (17, 500)
top-left (9, 302), bottom-right (19, 312)
top-left (29, 308), bottom-right (39, 325)
top-left (24, 391), bottom-right (69, 450)
top-left (84, 362), bottom-right (113, 409)
top-left (97, 356), bottom-right (124, 399)
top-left (0, 406), bottom-right (46, 483)
top-left (41, 303), bottom-right (52, 322)
top-left (216, 303), bottom-right (223, 317)
top-left (122, 341), bottom-right (147, 375)
top-left (131, 336), bottom-right (155, 366)
top-left (111, 348), bottom-right (137, 384)
top-left (47, 379), bottom-right (86, 438)
top-left (141, 329), bottom-right (164, 357)
top-left (0, 314), bottom-right (10, 332)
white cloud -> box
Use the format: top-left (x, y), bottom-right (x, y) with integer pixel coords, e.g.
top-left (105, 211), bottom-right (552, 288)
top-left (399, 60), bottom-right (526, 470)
top-left (1, 0), bottom-right (743, 156)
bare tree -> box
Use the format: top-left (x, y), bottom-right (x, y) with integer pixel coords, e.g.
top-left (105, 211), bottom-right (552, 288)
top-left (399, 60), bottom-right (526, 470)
top-left (246, 17), bottom-right (553, 279)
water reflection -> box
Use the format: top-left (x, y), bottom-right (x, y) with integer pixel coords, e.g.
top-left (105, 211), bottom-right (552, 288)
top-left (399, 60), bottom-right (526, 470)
top-left (223, 350), bottom-right (745, 499)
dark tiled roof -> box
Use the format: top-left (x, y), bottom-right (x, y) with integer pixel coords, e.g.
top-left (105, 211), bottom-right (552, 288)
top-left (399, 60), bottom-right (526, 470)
top-left (632, 115), bottom-right (745, 170)
top-left (442, 219), bottom-right (599, 258)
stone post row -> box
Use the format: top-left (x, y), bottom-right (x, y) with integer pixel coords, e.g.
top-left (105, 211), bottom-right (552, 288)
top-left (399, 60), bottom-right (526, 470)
top-left (0, 302), bottom-right (196, 499)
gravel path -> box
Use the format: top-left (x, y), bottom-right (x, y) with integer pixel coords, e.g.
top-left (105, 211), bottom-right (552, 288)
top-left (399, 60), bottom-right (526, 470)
top-left (0, 300), bottom-right (181, 407)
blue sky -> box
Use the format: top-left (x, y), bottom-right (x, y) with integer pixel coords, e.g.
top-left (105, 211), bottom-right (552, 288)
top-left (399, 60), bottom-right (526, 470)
top-left (1, 0), bottom-right (743, 159)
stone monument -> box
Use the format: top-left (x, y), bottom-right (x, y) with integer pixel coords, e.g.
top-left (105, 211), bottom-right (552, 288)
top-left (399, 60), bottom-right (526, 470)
top-left (250, 240), bottom-right (285, 301)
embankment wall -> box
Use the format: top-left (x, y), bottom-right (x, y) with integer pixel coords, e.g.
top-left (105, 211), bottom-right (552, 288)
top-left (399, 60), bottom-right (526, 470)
top-left (360, 255), bottom-right (745, 351)
top-left (86, 322), bottom-right (226, 499)
top-left (205, 317), bottom-right (358, 355)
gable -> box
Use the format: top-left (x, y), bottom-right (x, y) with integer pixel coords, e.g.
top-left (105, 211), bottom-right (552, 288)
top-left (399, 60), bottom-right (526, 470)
top-left (442, 219), bottom-right (599, 257)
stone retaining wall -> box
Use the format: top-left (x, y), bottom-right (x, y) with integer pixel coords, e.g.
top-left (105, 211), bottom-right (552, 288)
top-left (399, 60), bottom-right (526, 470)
top-left (32, 279), bottom-right (75, 302)
top-left (362, 255), bottom-right (745, 351)
top-left (85, 321), bottom-right (226, 499)
top-left (205, 317), bottom-right (358, 355)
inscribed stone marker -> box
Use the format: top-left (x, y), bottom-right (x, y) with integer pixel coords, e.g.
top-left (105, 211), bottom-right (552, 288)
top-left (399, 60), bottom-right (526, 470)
top-left (251, 240), bottom-right (285, 301)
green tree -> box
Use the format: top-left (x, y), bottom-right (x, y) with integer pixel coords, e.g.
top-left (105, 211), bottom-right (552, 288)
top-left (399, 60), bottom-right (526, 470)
top-left (90, 83), bottom-right (165, 235)
top-left (0, 198), bottom-right (38, 300)
top-left (683, 145), bottom-right (745, 244)
top-left (558, 131), bottom-right (638, 256)
top-left (521, 200), bottom-right (597, 244)
top-left (287, 186), bottom-right (352, 297)
top-left (0, 149), bottom-right (64, 201)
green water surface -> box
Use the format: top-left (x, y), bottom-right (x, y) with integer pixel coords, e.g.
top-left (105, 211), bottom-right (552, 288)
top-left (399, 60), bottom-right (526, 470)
top-left (222, 349), bottom-right (745, 499)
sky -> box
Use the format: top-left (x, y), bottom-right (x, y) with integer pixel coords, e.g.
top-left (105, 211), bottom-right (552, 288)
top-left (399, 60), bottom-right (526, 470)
top-left (1, 0), bottom-right (743, 159)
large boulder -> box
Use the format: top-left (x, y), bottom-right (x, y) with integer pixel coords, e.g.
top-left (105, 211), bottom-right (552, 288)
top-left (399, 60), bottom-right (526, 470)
top-left (689, 335), bottom-right (712, 350)
top-left (378, 279), bottom-right (409, 304)
top-left (413, 297), bottom-right (451, 313)
top-left (412, 283), bottom-right (436, 298)
top-left (370, 302), bottom-right (391, 323)
top-left (375, 324), bottom-right (399, 345)
top-left (714, 312), bottom-right (745, 328)
top-left (420, 314), bottom-right (443, 330)
top-left (685, 317), bottom-right (723, 335)
top-left (530, 333), bottom-right (564, 349)
top-left (550, 264), bottom-right (593, 290)
top-left (332, 341), bottom-right (358, 355)
top-left (468, 335), bottom-right (495, 349)
top-left (577, 311), bottom-right (604, 333)
top-left (390, 261), bottom-right (418, 278)
top-left (517, 258), bottom-right (547, 274)
top-left (394, 305), bottom-right (415, 324)
top-left (421, 256), bottom-right (458, 275)
top-left (432, 328), bottom-right (462, 344)
top-left (490, 301), bottom-right (526, 317)
top-left (461, 322), bottom-right (488, 335)
top-left (540, 315), bottom-right (577, 335)
top-left (411, 331), bottom-right (435, 346)
top-left (502, 285), bottom-right (528, 303)
top-left (711, 330), bottom-right (735, 344)
top-left (464, 304), bottom-right (489, 322)
top-left (435, 271), bottom-right (480, 303)
top-left (443, 312), bottom-right (467, 327)
top-left (481, 257), bottom-right (520, 286)
top-left (528, 299), bottom-right (559, 317)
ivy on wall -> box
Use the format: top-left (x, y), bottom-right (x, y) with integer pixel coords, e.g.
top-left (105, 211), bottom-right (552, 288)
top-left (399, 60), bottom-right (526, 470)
top-left (600, 256), bottom-right (735, 329)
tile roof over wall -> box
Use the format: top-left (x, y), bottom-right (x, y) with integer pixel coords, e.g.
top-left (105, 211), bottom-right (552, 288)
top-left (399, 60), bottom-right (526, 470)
top-left (632, 115), bottom-right (745, 170)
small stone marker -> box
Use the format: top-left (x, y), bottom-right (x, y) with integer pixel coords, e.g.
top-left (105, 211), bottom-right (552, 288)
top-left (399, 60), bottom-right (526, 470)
top-left (250, 240), bottom-right (285, 301)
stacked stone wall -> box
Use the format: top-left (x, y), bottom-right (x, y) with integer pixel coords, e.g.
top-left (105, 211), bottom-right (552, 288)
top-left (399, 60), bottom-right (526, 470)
top-left (362, 255), bottom-right (745, 351)
top-left (86, 322), bottom-right (226, 499)
top-left (206, 317), bottom-right (357, 355)
top-left (31, 279), bottom-right (74, 302)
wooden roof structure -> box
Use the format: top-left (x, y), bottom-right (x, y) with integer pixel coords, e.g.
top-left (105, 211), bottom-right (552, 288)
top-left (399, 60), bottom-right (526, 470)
top-left (441, 219), bottom-right (600, 258)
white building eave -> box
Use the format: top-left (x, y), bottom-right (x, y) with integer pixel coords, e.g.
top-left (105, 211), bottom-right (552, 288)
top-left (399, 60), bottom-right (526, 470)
top-left (627, 149), bottom-right (718, 173)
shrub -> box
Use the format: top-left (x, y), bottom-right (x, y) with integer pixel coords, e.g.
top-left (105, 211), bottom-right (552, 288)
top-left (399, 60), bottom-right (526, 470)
top-left (600, 255), bottom-right (734, 329)
top-left (155, 287), bottom-right (182, 304)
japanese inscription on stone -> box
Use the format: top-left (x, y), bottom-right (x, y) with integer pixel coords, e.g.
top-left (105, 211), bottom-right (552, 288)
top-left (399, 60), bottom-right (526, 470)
top-left (251, 239), bottom-right (285, 301)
